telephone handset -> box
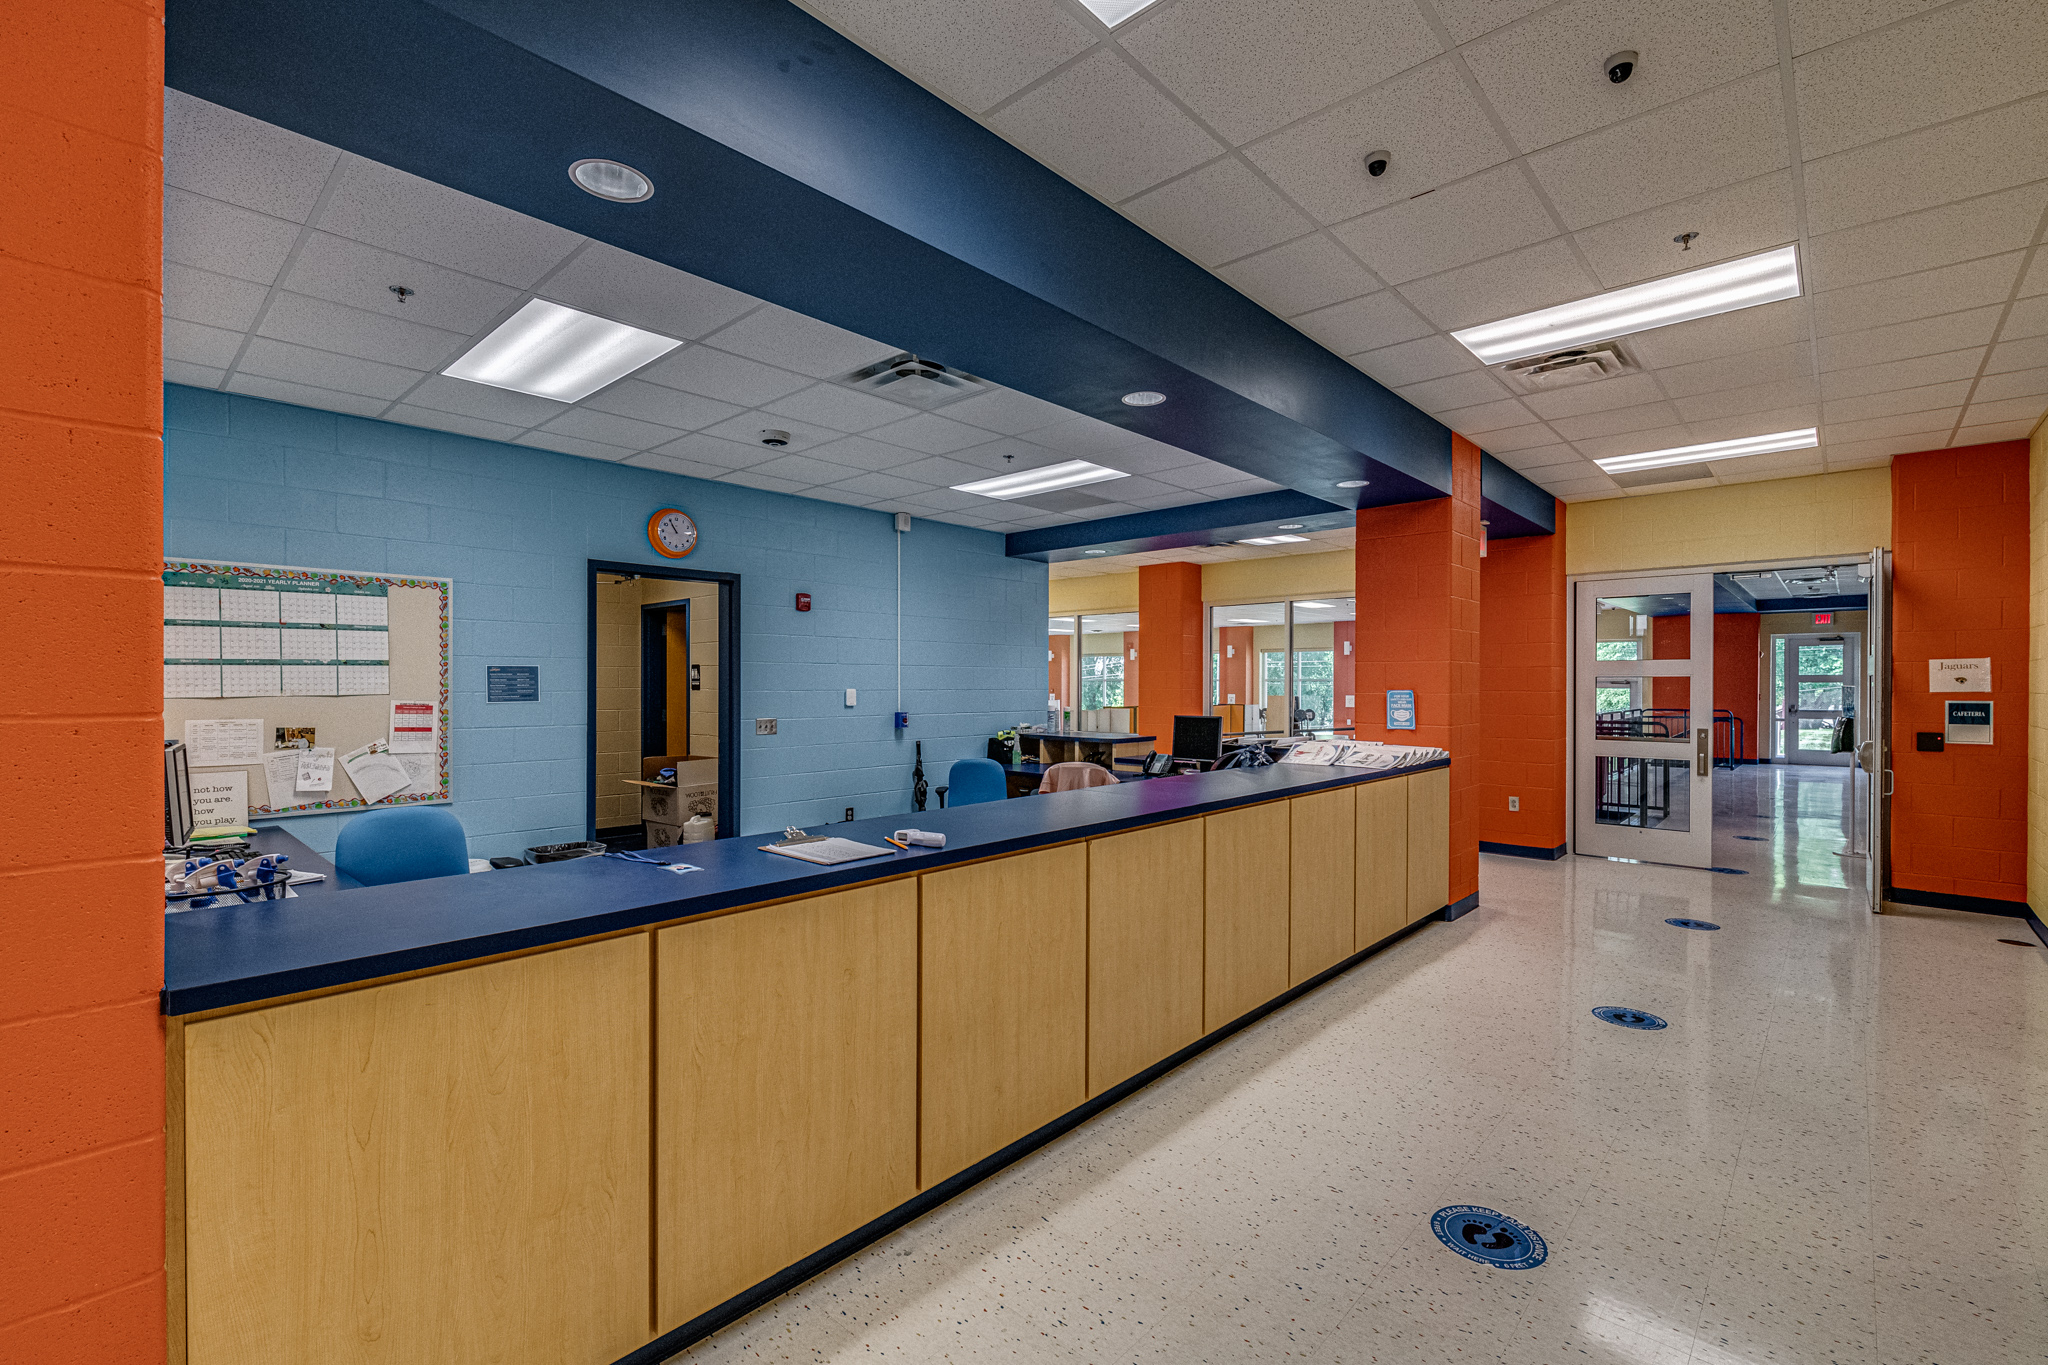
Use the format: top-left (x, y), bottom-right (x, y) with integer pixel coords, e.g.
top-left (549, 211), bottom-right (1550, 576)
top-left (1141, 752), bottom-right (1176, 775)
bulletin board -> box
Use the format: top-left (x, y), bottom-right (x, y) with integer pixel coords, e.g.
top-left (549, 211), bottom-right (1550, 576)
top-left (161, 559), bottom-right (452, 819)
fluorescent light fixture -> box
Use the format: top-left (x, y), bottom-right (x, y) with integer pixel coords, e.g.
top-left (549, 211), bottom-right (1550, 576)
top-left (1226, 618), bottom-right (1271, 624)
top-left (1451, 246), bottom-right (1802, 365)
top-left (1295, 601), bottom-right (1336, 609)
top-left (1079, 0), bottom-right (1163, 26)
top-left (1236, 534), bottom-right (1311, 545)
top-left (952, 460), bottom-right (1128, 500)
top-left (444, 299), bottom-right (681, 402)
top-left (1595, 427), bottom-right (1818, 475)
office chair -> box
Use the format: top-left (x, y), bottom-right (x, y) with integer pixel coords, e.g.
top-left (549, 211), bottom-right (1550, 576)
top-left (1040, 762), bottom-right (1120, 793)
top-left (942, 757), bottom-right (1007, 807)
top-left (334, 806), bottom-right (471, 886)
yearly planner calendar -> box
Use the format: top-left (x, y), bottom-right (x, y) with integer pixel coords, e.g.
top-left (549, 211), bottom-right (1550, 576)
top-left (164, 571), bottom-right (391, 698)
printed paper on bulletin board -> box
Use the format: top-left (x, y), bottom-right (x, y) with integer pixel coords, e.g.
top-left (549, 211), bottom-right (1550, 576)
top-left (161, 560), bottom-right (452, 817)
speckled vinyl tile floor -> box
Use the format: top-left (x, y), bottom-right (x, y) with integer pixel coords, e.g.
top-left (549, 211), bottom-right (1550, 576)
top-left (671, 767), bottom-right (2047, 1363)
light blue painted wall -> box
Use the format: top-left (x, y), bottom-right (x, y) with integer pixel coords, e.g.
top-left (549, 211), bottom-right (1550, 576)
top-left (162, 384), bottom-right (1045, 858)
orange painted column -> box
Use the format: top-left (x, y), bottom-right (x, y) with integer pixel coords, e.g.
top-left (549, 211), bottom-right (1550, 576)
top-left (1890, 442), bottom-right (2031, 909)
top-left (1047, 634), bottom-right (1072, 713)
top-left (1355, 436), bottom-right (1482, 909)
top-left (1476, 501), bottom-right (1566, 856)
top-left (1332, 620), bottom-right (1357, 733)
top-left (0, 4), bottom-right (168, 1362)
top-left (1713, 613), bottom-right (1761, 764)
top-left (1136, 562), bottom-right (1203, 741)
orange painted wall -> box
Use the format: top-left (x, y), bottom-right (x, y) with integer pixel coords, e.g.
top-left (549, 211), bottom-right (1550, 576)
top-left (1476, 501), bottom-right (1566, 852)
top-left (1135, 562), bottom-right (1203, 740)
top-left (1650, 614), bottom-right (1690, 713)
top-left (0, 4), bottom-right (167, 1361)
top-left (1047, 634), bottom-right (1071, 711)
top-left (1890, 442), bottom-right (2031, 905)
top-left (1215, 627), bottom-right (1255, 708)
top-left (1122, 630), bottom-right (1140, 705)
top-left (1356, 436), bottom-right (1482, 904)
top-left (1714, 613), bottom-right (1761, 763)
top-left (1333, 620), bottom-right (1356, 732)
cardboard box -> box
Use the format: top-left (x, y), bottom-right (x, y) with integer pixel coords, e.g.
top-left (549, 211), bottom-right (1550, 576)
top-left (645, 820), bottom-right (682, 849)
top-left (627, 755), bottom-right (717, 825)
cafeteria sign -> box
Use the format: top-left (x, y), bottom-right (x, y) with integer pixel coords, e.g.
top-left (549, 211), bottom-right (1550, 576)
top-left (1945, 700), bottom-right (1993, 746)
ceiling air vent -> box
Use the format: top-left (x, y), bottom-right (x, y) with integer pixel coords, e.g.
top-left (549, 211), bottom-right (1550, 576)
top-left (839, 353), bottom-right (989, 408)
top-left (1496, 341), bottom-right (1634, 394)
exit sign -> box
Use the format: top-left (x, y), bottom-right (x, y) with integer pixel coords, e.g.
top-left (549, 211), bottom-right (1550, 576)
top-left (1814, 612), bottom-right (1833, 625)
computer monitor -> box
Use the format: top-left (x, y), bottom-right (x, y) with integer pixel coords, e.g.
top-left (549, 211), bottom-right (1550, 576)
top-left (1171, 715), bottom-right (1224, 763)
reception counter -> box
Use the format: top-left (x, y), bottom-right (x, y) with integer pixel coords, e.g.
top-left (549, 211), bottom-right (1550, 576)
top-left (165, 760), bottom-right (1453, 1365)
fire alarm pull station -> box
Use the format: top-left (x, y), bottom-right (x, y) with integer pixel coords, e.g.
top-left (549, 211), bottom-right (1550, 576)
top-left (795, 592), bottom-right (811, 612)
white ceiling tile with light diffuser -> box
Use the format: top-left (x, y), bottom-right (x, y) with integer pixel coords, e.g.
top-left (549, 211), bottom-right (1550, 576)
top-left (443, 299), bottom-right (682, 402)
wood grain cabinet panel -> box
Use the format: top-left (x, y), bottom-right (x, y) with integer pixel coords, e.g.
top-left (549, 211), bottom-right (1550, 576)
top-left (919, 845), bottom-right (1087, 1187)
top-left (1202, 801), bottom-right (1290, 1032)
top-left (1289, 787), bottom-right (1357, 984)
top-left (1407, 766), bottom-right (1451, 922)
top-left (656, 881), bottom-right (919, 1331)
top-left (1087, 821), bottom-right (1205, 1096)
top-left (1355, 777), bottom-right (1409, 949)
top-left (181, 937), bottom-right (650, 1365)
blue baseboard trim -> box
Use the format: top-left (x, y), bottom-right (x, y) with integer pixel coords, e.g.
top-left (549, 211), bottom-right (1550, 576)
top-left (1442, 891), bottom-right (1480, 920)
top-left (1479, 840), bottom-right (1567, 861)
top-left (2026, 907), bottom-right (2048, 948)
top-left (1886, 885), bottom-right (2031, 919)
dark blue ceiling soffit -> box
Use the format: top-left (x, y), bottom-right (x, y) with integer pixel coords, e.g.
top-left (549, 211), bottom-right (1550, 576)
top-left (165, 0), bottom-right (1452, 514)
top-left (1007, 491), bottom-right (1353, 564)
top-left (1478, 454), bottom-right (1555, 539)
top-left (1750, 595), bottom-right (1867, 614)
top-left (1713, 576), bottom-right (1760, 613)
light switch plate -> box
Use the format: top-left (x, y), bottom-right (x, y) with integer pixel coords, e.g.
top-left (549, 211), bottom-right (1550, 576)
top-left (756, 718), bottom-right (778, 735)
top-left (845, 688), bottom-right (857, 706)
top-left (1509, 796), bottom-right (1519, 811)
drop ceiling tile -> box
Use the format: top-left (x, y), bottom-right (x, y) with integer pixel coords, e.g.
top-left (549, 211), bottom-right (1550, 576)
top-left (1121, 488), bottom-right (1217, 510)
top-left (1711, 450), bottom-right (1827, 482)
top-left (1479, 423), bottom-right (1571, 452)
top-left (1812, 251), bottom-right (2026, 337)
top-left (1395, 238), bottom-right (1602, 332)
top-left (1203, 478), bottom-right (1287, 500)
top-left (944, 437), bottom-right (1079, 473)
top-left (514, 430), bottom-right (635, 462)
top-left (1461, 0), bottom-right (1777, 154)
top-left (1393, 369), bottom-right (1512, 411)
top-left (1573, 172), bottom-right (1795, 288)
top-left (2002, 294), bottom-right (2048, 342)
top-left (164, 189), bottom-right (300, 284)
top-left (237, 337), bottom-right (425, 401)
top-left (578, 378), bottom-right (744, 432)
top-left (164, 90), bottom-right (339, 222)
top-left (1099, 437), bottom-right (1207, 474)
top-left (384, 404), bottom-right (526, 443)
top-left (989, 417), bottom-right (1129, 459)
top-left (1120, 158), bottom-right (1315, 267)
top-left (164, 361), bottom-right (226, 390)
top-left (699, 304), bottom-right (898, 379)
top-left (1793, 0), bottom-right (2048, 159)
top-left (801, 485), bottom-right (890, 509)
top-left (637, 345), bottom-right (814, 407)
top-left (652, 432), bottom-right (779, 471)
top-left (1243, 59), bottom-right (1512, 226)
top-left (2021, 251), bottom-right (2048, 298)
top-left (1818, 348), bottom-right (1985, 399)
top-left (1431, 0), bottom-right (1554, 43)
top-left (800, 435), bottom-right (930, 473)
top-left (986, 48), bottom-right (1225, 203)
top-left (1803, 93), bottom-right (2048, 233)
top-left (1350, 335), bottom-right (1481, 388)
top-left (1824, 408), bottom-right (1958, 443)
top-left (698, 410), bottom-right (843, 453)
top-left (1971, 367), bottom-right (2048, 403)
top-left (1804, 182), bottom-right (2048, 292)
top-left (625, 451), bottom-right (734, 483)
top-left (256, 291), bottom-right (470, 371)
top-left (739, 451), bottom-right (880, 488)
top-left (819, 470), bottom-right (940, 503)
top-left (1527, 71), bottom-right (1788, 231)
top-left (1547, 401), bottom-right (1687, 442)
top-left (1819, 448), bottom-right (1899, 469)
top-left (1687, 407), bottom-right (1822, 444)
top-left (1569, 425), bottom-right (1695, 460)
top-left (1329, 165), bottom-right (1557, 285)
top-left (1959, 395), bottom-right (2048, 426)
top-left (1953, 418), bottom-right (2041, 444)
top-left (1151, 461), bottom-right (1266, 491)
top-left (797, 0), bottom-right (1096, 113)
top-left (1120, 0), bottom-right (1440, 146)
top-left (719, 470), bottom-right (813, 496)
top-left (1521, 372), bottom-right (1672, 421)
top-left (316, 155), bottom-right (583, 287)
top-left (1986, 333), bottom-right (2048, 375)
top-left (1815, 304), bottom-right (2004, 371)
top-left (1492, 443), bottom-right (1585, 470)
top-left (887, 454), bottom-right (1014, 487)
top-left (863, 410), bottom-right (1004, 455)
top-left (1673, 378), bottom-right (1821, 422)
top-left (224, 373), bottom-right (390, 417)
top-left (936, 386), bottom-right (1076, 435)
top-left (1559, 488), bottom-right (1626, 502)
top-left (1649, 342), bottom-right (1815, 399)
top-left (537, 409), bottom-right (688, 452)
top-left (1291, 289), bottom-right (1437, 354)
top-left (403, 373), bottom-right (568, 427)
top-left (164, 263), bottom-right (271, 332)
top-left (1213, 233), bottom-right (1380, 318)
top-left (758, 382), bottom-right (919, 434)
top-left (1821, 380), bottom-right (1975, 423)
top-left (1625, 298), bottom-right (1812, 369)
top-left (1820, 431), bottom-right (1950, 463)
top-left (1788, 0), bottom-right (1946, 54)
top-left (1432, 397), bottom-right (1538, 434)
top-left (885, 488), bottom-right (986, 514)
top-left (537, 242), bottom-right (758, 341)
top-left (165, 318), bottom-right (246, 370)
top-left (280, 231), bottom-right (523, 334)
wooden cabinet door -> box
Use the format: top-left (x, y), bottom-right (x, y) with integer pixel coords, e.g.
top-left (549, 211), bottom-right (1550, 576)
top-left (919, 845), bottom-right (1087, 1186)
top-left (1088, 820), bottom-right (1205, 1096)
top-left (1355, 776), bottom-right (1409, 949)
top-left (1406, 766), bottom-right (1451, 922)
top-left (1289, 787), bottom-right (1357, 984)
top-left (1203, 801), bottom-right (1290, 1031)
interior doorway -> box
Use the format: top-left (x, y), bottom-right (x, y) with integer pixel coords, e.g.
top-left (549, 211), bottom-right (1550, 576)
top-left (1771, 631), bottom-right (1862, 766)
top-left (588, 561), bottom-right (740, 847)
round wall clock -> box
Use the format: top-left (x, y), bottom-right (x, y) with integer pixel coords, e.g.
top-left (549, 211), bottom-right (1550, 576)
top-left (647, 507), bottom-right (698, 559)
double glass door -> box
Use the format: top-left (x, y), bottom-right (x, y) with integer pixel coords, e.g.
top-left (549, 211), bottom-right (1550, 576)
top-left (1773, 634), bottom-right (1861, 764)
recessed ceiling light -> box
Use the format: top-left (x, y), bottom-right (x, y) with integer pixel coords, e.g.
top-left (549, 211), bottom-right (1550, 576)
top-left (1236, 534), bottom-right (1312, 545)
top-left (569, 158), bottom-right (654, 202)
top-left (443, 299), bottom-right (682, 402)
top-left (1336, 479), bottom-right (1370, 488)
top-left (1451, 246), bottom-right (1801, 365)
top-left (1121, 390), bottom-right (1166, 406)
top-left (1276, 523), bottom-right (1305, 530)
top-left (952, 460), bottom-right (1130, 499)
top-left (1595, 427), bottom-right (1818, 474)
top-left (1082, 549), bottom-right (1109, 555)
top-left (1078, 0), bottom-right (1163, 27)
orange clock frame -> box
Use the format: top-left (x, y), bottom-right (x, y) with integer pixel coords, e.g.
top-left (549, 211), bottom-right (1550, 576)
top-left (647, 507), bottom-right (699, 558)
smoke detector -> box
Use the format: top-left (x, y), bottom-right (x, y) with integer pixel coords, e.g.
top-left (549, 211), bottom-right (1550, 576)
top-left (1494, 341), bottom-right (1635, 394)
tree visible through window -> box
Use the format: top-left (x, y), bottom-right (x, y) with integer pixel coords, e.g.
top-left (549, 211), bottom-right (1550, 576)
top-left (1081, 653), bottom-right (1124, 710)
top-left (1594, 641), bottom-right (1640, 661)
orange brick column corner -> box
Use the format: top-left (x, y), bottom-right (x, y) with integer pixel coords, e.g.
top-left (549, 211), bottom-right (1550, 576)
top-left (1356, 436), bottom-right (1482, 910)
top-left (0, 3), bottom-right (168, 1362)
top-left (1135, 562), bottom-right (1204, 741)
top-left (1476, 500), bottom-right (1566, 857)
top-left (1889, 441), bottom-right (2031, 910)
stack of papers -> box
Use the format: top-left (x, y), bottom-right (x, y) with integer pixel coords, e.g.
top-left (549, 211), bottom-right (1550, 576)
top-left (1282, 741), bottom-right (1449, 770)
top-left (760, 837), bottom-right (898, 866)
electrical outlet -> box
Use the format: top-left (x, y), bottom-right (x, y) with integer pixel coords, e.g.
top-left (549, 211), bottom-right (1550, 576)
top-left (1508, 796), bottom-right (1520, 812)
top-left (755, 718), bottom-right (777, 735)
top-left (844, 807), bottom-right (855, 821)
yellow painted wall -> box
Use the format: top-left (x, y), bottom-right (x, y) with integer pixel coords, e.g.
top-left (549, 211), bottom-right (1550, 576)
top-left (1202, 550), bottom-right (1355, 603)
top-left (2029, 418), bottom-right (2048, 911)
top-left (1567, 469), bottom-right (1890, 575)
top-left (1049, 573), bottom-right (1137, 616)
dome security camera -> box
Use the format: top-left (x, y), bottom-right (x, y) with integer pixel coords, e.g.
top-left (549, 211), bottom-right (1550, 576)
top-left (1364, 150), bottom-right (1390, 178)
top-left (1605, 50), bottom-right (1637, 83)
top-left (760, 429), bottom-right (791, 447)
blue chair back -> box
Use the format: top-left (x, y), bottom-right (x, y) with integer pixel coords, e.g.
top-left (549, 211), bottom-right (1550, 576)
top-left (334, 806), bottom-right (471, 886)
top-left (946, 757), bottom-right (1008, 807)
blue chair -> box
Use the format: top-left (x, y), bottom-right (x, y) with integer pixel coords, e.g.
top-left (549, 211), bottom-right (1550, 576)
top-left (334, 806), bottom-right (471, 886)
top-left (942, 757), bottom-right (1007, 807)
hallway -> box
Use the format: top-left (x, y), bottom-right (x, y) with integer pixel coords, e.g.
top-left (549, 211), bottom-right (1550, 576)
top-left (674, 767), bottom-right (2046, 1364)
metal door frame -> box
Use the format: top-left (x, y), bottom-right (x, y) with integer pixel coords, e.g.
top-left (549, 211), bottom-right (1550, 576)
top-left (1774, 631), bottom-right (1862, 766)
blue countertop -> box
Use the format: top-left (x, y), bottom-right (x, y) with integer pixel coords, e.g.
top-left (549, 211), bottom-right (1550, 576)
top-left (164, 759), bottom-right (1445, 1016)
